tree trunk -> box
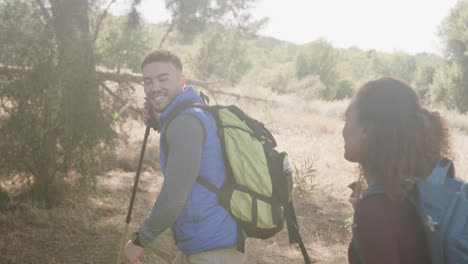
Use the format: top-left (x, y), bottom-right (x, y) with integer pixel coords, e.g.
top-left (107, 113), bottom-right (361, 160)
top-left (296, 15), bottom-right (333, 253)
top-left (50, 0), bottom-right (109, 140)
top-left (29, 0), bottom-right (112, 205)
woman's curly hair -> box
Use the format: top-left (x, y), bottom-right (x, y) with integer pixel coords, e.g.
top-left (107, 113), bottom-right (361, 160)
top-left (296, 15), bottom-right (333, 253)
top-left (355, 77), bottom-right (451, 200)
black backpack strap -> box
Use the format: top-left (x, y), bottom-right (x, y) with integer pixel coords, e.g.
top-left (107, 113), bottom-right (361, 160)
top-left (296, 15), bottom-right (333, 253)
top-left (196, 176), bottom-right (219, 194)
top-left (284, 201), bottom-right (311, 264)
top-left (196, 176), bottom-right (245, 253)
top-left (351, 184), bottom-right (385, 264)
top-left (199, 90), bottom-right (210, 105)
top-left (226, 105), bottom-right (277, 149)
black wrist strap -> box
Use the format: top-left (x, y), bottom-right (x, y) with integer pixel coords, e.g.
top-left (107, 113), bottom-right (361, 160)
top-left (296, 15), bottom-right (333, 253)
top-left (132, 232), bottom-right (145, 248)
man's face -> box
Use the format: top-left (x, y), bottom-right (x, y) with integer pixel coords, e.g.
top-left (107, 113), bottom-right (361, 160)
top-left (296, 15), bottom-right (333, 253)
top-left (142, 61), bottom-right (185, 113)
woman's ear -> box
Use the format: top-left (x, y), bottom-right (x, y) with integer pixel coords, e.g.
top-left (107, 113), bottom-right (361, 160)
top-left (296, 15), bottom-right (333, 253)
top-left (361, 122), bottom-right (375, 140)
top-left (179, 74), bottom-right (186, 86)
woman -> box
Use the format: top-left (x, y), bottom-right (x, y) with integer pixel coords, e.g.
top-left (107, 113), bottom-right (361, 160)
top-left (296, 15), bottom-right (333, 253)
top-left (343, 77), bottom-right (451, 264)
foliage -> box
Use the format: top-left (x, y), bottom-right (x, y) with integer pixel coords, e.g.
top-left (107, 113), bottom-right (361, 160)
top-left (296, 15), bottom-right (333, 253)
top-left (240, 37), bottom-right (298, 90)
top-left (0, 0), bottom-right (262, 207)
top-left (370, 52), bottom-right (417, 83)
top-left (413, 65), bottom-right (436, 102)
top-left (293, 156), bottom-right (317, 195)
top-left (0, 0), bottom-right (53, 66)
top-left (192, 24), bottom-right (251, 85)
top-left (268, 71), bottom-right (292, 94)
top-left (93, 14), bottom-right (154, 72)
top-left (294, 40), bottom-right (366, 100)
top-left (337, 47), bottom-right (373, 84)
top-left (166, 0), bottom-right (259, 39)
top-left (91, 1), bottom-right (452, 107)
top-left (93, 1), bottom-right (262, 84)
top-left (296, 39), bottom-right (342, 100)
top-left (430, 62), bottom-right (462, 109)
top-left (335, 80), bottom-right (354, 100)
top-left (344, 216), bottom-right (353, 233)
top-left (435, 0), bottom-right (468, 112)
top-left (0, 0), bottom-right (114, 206)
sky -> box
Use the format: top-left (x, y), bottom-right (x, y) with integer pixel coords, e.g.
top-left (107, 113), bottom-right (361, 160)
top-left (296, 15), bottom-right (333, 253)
top-left (110, 0), bottom-right (459, 55)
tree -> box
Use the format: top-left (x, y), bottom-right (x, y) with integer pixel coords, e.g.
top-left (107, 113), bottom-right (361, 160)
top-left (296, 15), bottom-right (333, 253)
top-left (93, 0), bottom-right (261, 84)
top-left (155, 0), bottom-right (258, 48)
top-left (192, 24), bottom-right (251, 85)
top-left (162, 0), bottom-right (261, 85)
top-left (0, 0), bottom-right (114, 206)
top-left (0, 0), bottom-right (260, 206)
top-left (370, 52), bottom-right (417, 84)
top-left (430, 62), bottom-right (462, 109)
top-left (413, 65), bottom-right (436, 102)
top-left (295, 39), bottom-right (341, 100)
top-left (338, 46), bottom-right (372, 84)
top-left (93, 14), bottom-right (154, 72)
top-left (436, 0), bottom-right (468, 112)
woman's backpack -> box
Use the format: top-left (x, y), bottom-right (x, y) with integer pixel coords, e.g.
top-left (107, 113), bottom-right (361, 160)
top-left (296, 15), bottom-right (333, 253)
top-left (352, 158), bottom-right (468, 264)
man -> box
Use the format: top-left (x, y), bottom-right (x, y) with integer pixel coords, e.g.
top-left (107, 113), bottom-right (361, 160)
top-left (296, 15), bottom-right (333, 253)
top-left (123, 50), bottom-right (245, 264)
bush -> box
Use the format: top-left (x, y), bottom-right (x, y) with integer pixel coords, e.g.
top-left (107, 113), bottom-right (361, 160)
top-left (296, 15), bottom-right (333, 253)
top-left (334, 80), bottom-right (354, 100)
top-left (430, 63), bottom-right (462, 111)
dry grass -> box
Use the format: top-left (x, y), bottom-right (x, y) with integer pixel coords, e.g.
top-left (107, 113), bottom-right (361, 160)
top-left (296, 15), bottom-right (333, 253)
top-left (441, 109), bottom-right (468, 135)
top-left (1, 88), bottom-right (467, 263)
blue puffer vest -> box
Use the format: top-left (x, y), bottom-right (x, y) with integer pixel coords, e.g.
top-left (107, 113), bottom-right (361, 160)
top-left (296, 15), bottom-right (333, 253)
top-left (159, 86), bottom-right (238, 254)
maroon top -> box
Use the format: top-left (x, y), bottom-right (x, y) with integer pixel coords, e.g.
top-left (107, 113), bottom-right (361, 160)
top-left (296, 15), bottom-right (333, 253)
top-left (348, 194), bottom-right (430, 264)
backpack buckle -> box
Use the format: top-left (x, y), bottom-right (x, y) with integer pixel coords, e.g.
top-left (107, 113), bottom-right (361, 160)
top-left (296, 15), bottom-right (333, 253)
top-left (425, 215), bottom-right (438, 232)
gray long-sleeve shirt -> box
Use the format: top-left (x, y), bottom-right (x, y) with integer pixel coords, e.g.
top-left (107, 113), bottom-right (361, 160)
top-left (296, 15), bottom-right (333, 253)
top-left (137, 114), bottom-right (206, 245)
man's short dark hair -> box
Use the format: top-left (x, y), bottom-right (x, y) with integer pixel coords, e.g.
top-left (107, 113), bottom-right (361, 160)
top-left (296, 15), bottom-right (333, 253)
top-left (141, 50), bottom-right (183, 72)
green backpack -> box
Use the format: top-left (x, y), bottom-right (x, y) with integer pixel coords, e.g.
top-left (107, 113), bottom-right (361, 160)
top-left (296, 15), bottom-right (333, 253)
top-left (162, 99), bottom-right (311, 264)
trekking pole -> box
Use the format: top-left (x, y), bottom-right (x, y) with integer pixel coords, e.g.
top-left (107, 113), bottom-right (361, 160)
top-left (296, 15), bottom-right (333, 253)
top-left (117, 125), bottom-right (151, 264)
top-left (285, 201), bottom-right (311, 264)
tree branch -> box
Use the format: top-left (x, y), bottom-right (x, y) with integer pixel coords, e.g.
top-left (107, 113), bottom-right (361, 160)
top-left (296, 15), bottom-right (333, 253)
top-left (198, 85), bottom-right (270, 102)
top-left (159, 20), bottom-right (176, 48)
top-left (0, 64), bottom-right (271, 103)
top-left (99, 82), bottom-right (140, 115)
top-left (97, 69), bottom-right (142, 83)
top-left (92, 0), bottom-right (117, 43)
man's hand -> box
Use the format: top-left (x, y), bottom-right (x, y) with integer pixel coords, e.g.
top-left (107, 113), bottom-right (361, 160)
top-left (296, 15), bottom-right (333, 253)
top-left (143, 100), bottom-right (160, 131)
top-left (123, 240), bottom-right (144, 264)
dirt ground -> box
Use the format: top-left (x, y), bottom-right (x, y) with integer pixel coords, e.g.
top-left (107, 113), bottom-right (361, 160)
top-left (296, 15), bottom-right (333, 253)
top-left (1, 93), bottom-right (467, 264)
